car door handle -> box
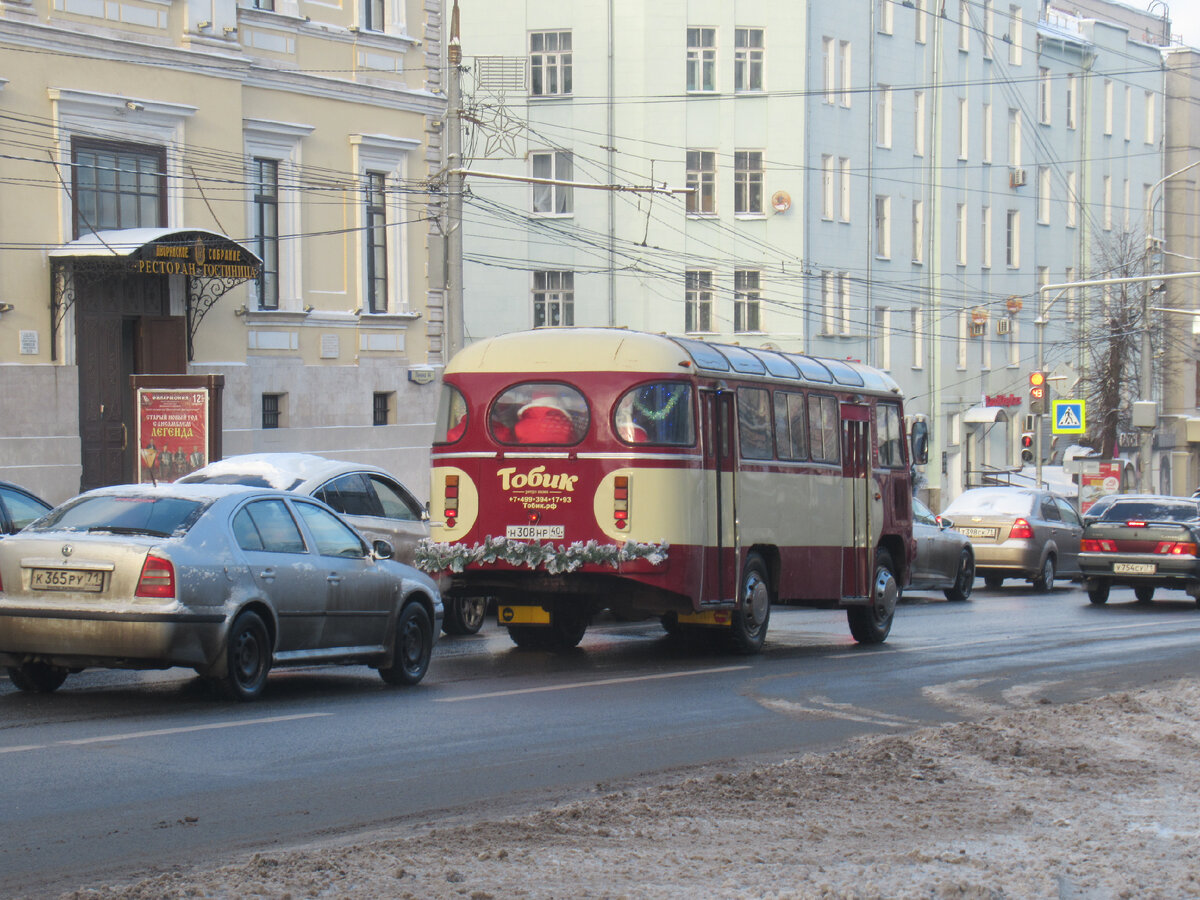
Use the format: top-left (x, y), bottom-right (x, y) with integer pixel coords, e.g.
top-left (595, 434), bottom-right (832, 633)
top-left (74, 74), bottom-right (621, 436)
top-left (259, 568), bottom-right (275, 582)
top-left (327, 574), bottom-right (343, 585)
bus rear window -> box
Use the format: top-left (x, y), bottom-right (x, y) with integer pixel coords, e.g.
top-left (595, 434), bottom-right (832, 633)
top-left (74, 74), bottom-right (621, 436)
top-left (491, 383), bottom-right (589, 445)
top-left (614, 383), bottom-right (694, 445)
top-left (434, 384), bottom-right (469, 444)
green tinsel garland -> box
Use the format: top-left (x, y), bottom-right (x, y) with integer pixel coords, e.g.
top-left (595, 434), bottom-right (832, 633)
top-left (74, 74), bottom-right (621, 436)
top-left (415, 536), bottom-right (669, 575)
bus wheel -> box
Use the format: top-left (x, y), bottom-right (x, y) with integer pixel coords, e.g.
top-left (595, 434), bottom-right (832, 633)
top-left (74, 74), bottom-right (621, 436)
top-left (549, 608), bottom-right (589, 650)
top-left (444, 597), bottom-right (488, 635)
top-left (848, 549), bottom-right (897, 645)
top-left (507, 625), bottom-right (549, 650)
top-left (727, 553), bottom-right (771, 655)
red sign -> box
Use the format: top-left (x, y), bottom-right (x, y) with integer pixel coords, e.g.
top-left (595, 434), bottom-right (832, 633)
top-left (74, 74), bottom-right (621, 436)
top-left (1079, 461), bottom-right (1123, 513)
top-left (985, 393), bottom-right (1022, 407)
top-left (136, 389), bottom-right (209, 484)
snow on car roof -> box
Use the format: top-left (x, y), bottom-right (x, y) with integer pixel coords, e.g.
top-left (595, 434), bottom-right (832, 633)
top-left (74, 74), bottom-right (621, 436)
top-left (178, 453), bottom-right (370, 490)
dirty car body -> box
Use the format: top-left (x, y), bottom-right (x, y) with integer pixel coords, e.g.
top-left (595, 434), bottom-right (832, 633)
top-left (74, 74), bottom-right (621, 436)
top-left (0, 483), bottom-right (442, 699)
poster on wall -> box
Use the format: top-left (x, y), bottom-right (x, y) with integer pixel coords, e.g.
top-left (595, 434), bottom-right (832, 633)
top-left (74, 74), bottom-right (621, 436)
top-left (1078, 460), bottom-right (1123, 513)
top-left (136, 388), bottom-right (210, 484)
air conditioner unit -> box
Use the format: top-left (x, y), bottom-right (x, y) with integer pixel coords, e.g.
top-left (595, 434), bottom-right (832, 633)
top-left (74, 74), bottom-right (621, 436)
top-left (970, 322), bottom-right (986, 337)
top-left (997, 317), bottom-right (1012, 335)
top-left (1009, 168), bottom-right (1026, 188)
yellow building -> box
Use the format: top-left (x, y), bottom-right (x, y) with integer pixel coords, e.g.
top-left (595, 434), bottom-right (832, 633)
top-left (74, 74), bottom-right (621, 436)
top-left (0, 0), bottom-right (447, 503)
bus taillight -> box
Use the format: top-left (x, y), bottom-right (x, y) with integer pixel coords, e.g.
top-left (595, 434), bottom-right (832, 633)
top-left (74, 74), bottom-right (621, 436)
top-left (444, 475), bottom-right (459, 528)
top-left (614, 475), bottom-right (629, 529)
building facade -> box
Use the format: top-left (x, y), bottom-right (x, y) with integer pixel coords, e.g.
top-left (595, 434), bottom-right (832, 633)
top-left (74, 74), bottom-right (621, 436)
top-left (0, 0), bottom-right (447, 503)
top-left (457, 0), bottom-right (1169, 508)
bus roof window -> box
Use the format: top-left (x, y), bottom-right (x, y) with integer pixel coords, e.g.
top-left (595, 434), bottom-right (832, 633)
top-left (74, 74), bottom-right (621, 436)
top-left (789, 355), bottom-right (834, 383)
top-left (750, 349), bottom-right (800, 380)
top-left (718, 345), bottom-right (767, 375)
top-left (673, 338), bottom-right (730, 372)
top-left (490, 383), bottom-right (589, 445)
top-left (820, 358), bottom-right (867, 387)
top-left (614, 382), bottom-right (695, 446)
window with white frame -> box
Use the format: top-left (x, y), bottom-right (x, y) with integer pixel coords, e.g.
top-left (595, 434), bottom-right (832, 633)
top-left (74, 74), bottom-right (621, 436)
top-left (983, 0), bottom-right (993, 58)
top-left (911, 307), bottom-right (924, 369)
top-left (1008, 319), bottom-right (1020, 367)
top-left (734, 28), bottom-right (764, 92)
top-left (531, 150), bottom-right (573, 215)
top-left (876, 84), bottom-right (892, 148)
top-left (1103, 175), bottom-right (1112, 230)
top-left (916, 0), bottom-right (927, 44)
top-left (364, 171), bottom-right (388, 314)
top-left (533, 270), bottom-right (574, 327)
top-left (1124, 85), bottom-right (1132, 141)
top-left (531, 31), bottom-right (572, 97)
top-left (1067, 170), bottom-right (1077, 227)
top-left (1103, 79), bottom-right (1113, 135)
top-left (839, 41), bottom-right (852, 107)
top-left (982, 102), bottom-right (992, 163)
top-left (958, 97), bottom-right (969, 159)
top-left (957, 308), bottom-right (968, 369)
top-left (1037, 268), bottom-right (1049, 321)
top-left (1123, 178), bottom-right (1131, 231)
top-left (838, 272), bottom-right (852, 334)
top-left (875, 306), bottom-right (892, 370)
top-left (1006, 208), bottom-right (1020, 268)
top-left (1038, 67), bottom-right (1051, 124)
top-left (1145, 91), bottom-right (1156, 144)
top-left (685, 150), bottom-right (716, 215)
top-left (839, 157), bottom-right (852, 221)
top-left (1065, 267), bottom-right (1076, 320)
top-left (252, 158), bottom-right (279, 310)
top-left (1037, 166), bottom-right (1050, 224)
top-left (822, 37), bottom-right (835, 103)
top-left (1008, 108), bottom-right (1021, 167)
top-left (245, 118), bottom-right (312, 313)
top-left (350, 132), bottom-right (417, 315)
top-left (913, 199), bottom-right (925, 264)
top-left (686, 27), bottom-right (716, 92)
top-left (878, 0), bottom-right (893, 34)
top-left (821, 154), bottom-right (834, 220)
top-left (685, 269), bottom-right (713, 332)
top-left (981, 205), bottom-right (992, 268)
top-left (734, 269), bottom-right (761, 332)
top-left (821, 271), bottom-right (835, 334)
top-left (734, 150), bottom-right (763, 215)
top-left (955, 202), bottom-right (967, 265)
top-left (1007, 4), bottom-right (1021, 65)
top-left (959, 0), bottom-right (970, 50)
top-left (363, 0), bottom-right (384, 32)
top-left (1066, 74), bottom-right (1077, 129)
top-left (914, 91), bottom-right (926, 157)
top-left (875, 194), bottom-right (891, 259)
top-left (981, 319), bottom-right (992, 370)
top-left (1143, 181), bottom-right (1153, 234)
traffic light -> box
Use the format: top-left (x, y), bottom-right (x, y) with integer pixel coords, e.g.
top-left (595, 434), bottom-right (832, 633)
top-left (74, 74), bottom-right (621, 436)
top-left (1028, 370), bottom-right (1048, 415)
top-left (1020, 432), bottom-right (1035, 465)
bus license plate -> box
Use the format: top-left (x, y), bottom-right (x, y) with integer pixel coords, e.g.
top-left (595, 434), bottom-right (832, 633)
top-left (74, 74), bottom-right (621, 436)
top-left (1113, 562), bottom-right (1156, 575)
top-left (31, 568), bottom-right (105, 592)
top-left (505, 525), bottom-right (565, 540)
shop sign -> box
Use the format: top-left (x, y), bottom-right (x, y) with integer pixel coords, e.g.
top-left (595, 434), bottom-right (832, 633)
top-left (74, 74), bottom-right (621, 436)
top-left (136, 388), bottom-right (210, 483)
top-left (130, 238), bottom-right (259, 280)
top-left (985, 393), bottom-right (1022, 407)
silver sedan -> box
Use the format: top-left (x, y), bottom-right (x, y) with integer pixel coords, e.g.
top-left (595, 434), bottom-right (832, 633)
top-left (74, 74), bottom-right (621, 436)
top-left (0, 483), bottom-right (442, 700)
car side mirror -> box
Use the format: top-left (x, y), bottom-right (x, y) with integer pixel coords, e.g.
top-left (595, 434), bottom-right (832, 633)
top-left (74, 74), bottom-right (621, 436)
top-left (910, 419), bottom-right (929, 466)
top-left (373, 539), bottom-right (395, 560)
top-left (936, 515), bottom-right (953, 530)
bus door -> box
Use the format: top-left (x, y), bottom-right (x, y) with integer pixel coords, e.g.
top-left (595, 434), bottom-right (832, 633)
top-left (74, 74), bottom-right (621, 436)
top-left (700, 388), bottom-right (737, 605)
top-left (841, 403), bottom-right (873, 601)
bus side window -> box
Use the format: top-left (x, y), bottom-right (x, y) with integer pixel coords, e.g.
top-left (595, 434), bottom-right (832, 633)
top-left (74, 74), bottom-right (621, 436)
top-left (774, 391), bottom-right (808, 460)
top-left (875, 402), bottom-right (904, 468)
top-left (736, 387), bottom-right (773, 460)
top-left (614, 383), bottom-right (695, 445)
top-left (809, 394), bottom-right (840, 464)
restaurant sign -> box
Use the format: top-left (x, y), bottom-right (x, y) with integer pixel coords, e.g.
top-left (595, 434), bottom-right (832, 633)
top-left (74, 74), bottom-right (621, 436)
top-left (985, 393), bottom-right (1022, 407)
top-left (130, 236), bottom-right (260, 280)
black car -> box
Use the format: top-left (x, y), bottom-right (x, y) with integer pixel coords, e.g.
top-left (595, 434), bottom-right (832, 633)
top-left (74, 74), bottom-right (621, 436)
top-left (1079, 495), bottom-right (1200, 607)
top-left (0, 481), bottom-right (52, 536)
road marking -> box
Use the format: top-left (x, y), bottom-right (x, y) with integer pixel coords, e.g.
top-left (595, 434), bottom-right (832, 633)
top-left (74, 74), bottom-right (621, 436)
top-left (437, 665), bottom-right (752, 702)
top-left (756, 695), bottom-right (920, 727)
top-left (0, 712), bottom-right (332, 754)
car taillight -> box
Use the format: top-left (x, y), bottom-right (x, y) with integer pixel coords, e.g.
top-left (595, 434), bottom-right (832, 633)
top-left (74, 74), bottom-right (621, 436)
top-left (135, 554), bottom-right (175, 599)
top-left (1155, 541), bottom-right (1198, 556)
top-left (444, 475), bottom-right (459, 528)
top-left (613, 475), bottom-right (629, 529)
top-left (1081, 538), bottom-right (1117, 552)
top-left (1009, 518), bottom-right (1034, 540)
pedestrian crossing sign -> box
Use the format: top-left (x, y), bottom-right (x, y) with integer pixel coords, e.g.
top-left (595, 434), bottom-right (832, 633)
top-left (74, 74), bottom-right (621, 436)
top-left (1052, 399), bottom-right (1086, 435)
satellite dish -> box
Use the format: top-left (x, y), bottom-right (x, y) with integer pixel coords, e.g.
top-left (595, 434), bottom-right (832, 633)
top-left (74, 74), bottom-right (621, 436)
top-left (771, 190), bottom-right (792, 212)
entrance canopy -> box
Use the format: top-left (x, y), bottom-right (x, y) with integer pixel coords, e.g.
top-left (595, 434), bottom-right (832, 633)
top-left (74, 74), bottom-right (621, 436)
top-left (963, 405), bottom-right (1011, 425)
top-left (50, 228), bottom-right (262, 361)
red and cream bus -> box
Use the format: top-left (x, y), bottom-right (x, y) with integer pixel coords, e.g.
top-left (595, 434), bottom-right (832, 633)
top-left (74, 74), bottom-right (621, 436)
top-left (420, 328), bottom-right (925, 652)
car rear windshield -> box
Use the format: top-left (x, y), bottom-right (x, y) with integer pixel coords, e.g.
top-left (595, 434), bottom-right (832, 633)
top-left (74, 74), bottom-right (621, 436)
top-left (943, 490), bottom-right (1033, 518)
top-left (29, 495), bottom-right (207, 537)
top-left (1098, 500), bottom-right (1200, 523)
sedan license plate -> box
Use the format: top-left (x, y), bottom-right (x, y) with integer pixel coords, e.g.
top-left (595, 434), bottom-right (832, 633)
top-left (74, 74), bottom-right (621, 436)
top-left (956, 526), bottom-right (999, 540)
top-left (505, 525), bottom-right (565, 540)
top-left (1113, 562), bottom-right (1156, 575)
top-left (31, 568), bottom-right (105, 592)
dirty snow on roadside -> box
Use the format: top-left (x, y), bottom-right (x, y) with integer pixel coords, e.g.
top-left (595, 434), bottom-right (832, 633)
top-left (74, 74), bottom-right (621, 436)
top-left (58, 679), bottom-right (1200, 900)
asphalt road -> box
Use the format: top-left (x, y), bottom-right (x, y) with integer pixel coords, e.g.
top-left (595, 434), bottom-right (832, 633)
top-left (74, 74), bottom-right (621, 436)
top-left (3, 579), bottom-right (1200, 897)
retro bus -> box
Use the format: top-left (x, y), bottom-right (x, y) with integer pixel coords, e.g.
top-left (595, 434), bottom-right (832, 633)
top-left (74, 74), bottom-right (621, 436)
top-left (421, 328), bottom-right (925, 653)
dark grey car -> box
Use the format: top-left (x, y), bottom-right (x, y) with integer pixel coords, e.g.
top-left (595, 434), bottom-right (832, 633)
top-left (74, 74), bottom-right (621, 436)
top-left (908, 498), bottom-right (975, 601)
top-left (940, 487), bottom-right (1083, 590)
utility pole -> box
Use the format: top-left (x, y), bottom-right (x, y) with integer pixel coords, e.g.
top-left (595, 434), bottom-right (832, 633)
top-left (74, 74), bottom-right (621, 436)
top-left (444, 0), bottom-right (464, 361)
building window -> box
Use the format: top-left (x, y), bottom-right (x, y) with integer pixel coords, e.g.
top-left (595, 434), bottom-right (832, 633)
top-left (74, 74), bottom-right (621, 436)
top-left (1006, 209), bottom-right (1020, 268)
top-left (1123, 178), bottom-right (1131, 231)
top-left (1066, 73), bottom-right (1077, 129)
top-left (1103, 79), bottom-right (1113, 135)
top-left (822, 37), bottom-right (835, 104)
top-left (957, 309), bottom-right (968, 370)
top-left (911, 307), bottom-right (924, 369)
top-left (1037, 166), bottom-right (1051, 224)
top-left (373, 392), bottom-right (391, 426)
top-left (982, 102), bottom-right (992, 163)
top-left (955, 202), bottom-right (967, 266)
top-left (959, 0), bottom-right (970, 51)
top-left (365, 171), bottom-right (388, 313)
top-left (734, 151), bottom-right (763, 215)
top-left (1038, 67), bottom-right (1051, 124)
top-left (1008, 108), bottom-right (1021, 167)
top-left (982, 0), bottom-right (994, 58)
top-left (533, 270), bottom-right (574, 327)
top-left (1145, 91), bottom-right (1156, 145)
top-left (839, 158), bottom-right (852, 222)
top-left (1066, 171), bottom-right (1077, 228)
top-left (839, 41), bottom-right (852, 107)
top-left (878, 0), bottom-right (893, 35)
top-left (1103, 175), bottom-right (1112, 231)
top-left (71, 139), bottom-right (165, 238)
top-left (686, 150), bottom-right (716, 215)
top-left (916, 0), bottom-right (928, 44)
top-left (1008, 319), bottom-right (1020, 367)
top-left (875, 195), bottom-right (891, 259)
top-left (262, 394), bottom-right (283, 429)
top-left (363, 0), bottom-right (384, 31)
top-left (254, 0), bottom-right (274, 10)
top-left (838, 272), bottom-right (851, 335)
top-left (981, 205), bottom-right (992, 268)
top-left (958, 97), bottom-right (969, 159)
top-left (875, 307), bottom-right (892, 370)
top-left (821, 155), bottom-right (835, 221)
top-left (876, 84), bottom-right (892, 147)
top-left (734, 28), bottom-right (763, 92)
top-left (1124, 85), bottom-right (1132, 141)
top-left (1065, 267), bottom-right (1076, 321)
top-left (913, 199), bottom-right (925, 264)
top-left (686, 27), bottom-right (716, 92)
top-left (914, 91), bottom-right (926, 157)
top-left (685, 270), bottom-right (713, 333)
top-left (252, 158), bottom-right (279, 310)
top-left (531, 151), bottom-right (573, 215)
top-left (734, 270), bottom-right (761, 333)
top-left (531, 31), bottom-right (572, 97)
top-left (821, 271), bottom-right (835, 334)
top-left (1007, 4), bottom-right (1021, 65)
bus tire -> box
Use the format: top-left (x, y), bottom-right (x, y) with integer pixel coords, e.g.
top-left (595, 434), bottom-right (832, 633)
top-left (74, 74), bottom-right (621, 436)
top-left (507, 625), bottom-right (549, 650)
top-left (848, 549), bottom-right (897, 644)
top-left (727, 553), bottom-right (771, 655)
top-left (443, 596), bottom-right (488, 635)
top-left (549, 608), bottom-right (588, 650)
